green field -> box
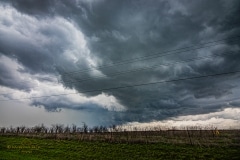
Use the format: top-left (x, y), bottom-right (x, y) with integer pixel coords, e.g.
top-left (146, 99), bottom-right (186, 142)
top-left (0, 136), bottom-right (239, 160)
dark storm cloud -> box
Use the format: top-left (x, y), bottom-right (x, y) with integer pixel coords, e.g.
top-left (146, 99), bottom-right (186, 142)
top-left (0, 35), bottom-right (54, 74)
top-left (1, 0), bottom-right (240, 124)
top-left (31, 99), bottom-right (107, 112)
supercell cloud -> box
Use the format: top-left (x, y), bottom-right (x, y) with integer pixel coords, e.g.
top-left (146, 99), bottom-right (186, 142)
top-left (0, 0), bottom-right (240, 128)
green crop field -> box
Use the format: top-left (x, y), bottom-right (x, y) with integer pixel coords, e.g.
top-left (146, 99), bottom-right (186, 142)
top-left (0, 135), bottom-right (239, 160)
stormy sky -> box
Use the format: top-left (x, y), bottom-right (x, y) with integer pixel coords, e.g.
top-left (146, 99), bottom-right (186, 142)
top-left (0, 0), bottom-right (240, 128)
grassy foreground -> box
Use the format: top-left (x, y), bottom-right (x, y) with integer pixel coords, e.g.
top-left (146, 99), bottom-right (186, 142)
top-left (0, 136), bottom-right (239, 160)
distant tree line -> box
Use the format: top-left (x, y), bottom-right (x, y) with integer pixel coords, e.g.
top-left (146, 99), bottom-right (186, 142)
top-left (0, 123), bottom-right (109, 134)
top-left (1, 123), bottom-right (238, 146)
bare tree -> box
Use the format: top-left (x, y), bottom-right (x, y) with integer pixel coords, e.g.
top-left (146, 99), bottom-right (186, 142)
top-left (0, 127), bottom-right (6, 134)
top-left (20, 126), bottom-right (26, 133)
top-left (83, 123), bottom-right (88, 134)
top-left (57, 124), bottom-right (64, 134)
top-left (93, 126), bottom-right (100, 133)
top-left (64, 125), bottom-right (70, 134)
top-left (33, 125), bottom-right (43, 134)
top-left (71, 124), bottom-right (77, 134)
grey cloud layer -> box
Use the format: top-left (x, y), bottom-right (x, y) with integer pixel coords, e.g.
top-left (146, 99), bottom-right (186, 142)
top-left (0, 0), bottom-right (240, 125)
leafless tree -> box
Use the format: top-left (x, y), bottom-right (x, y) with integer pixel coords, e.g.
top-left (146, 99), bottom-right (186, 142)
top-left (83, 123), bottom-right (88, 134)
top-left (64, 125), bottom-right (70, 134)
top-left (72, 124), bottom-right (77, 134)
top-left (0, 127), bottom-right (6, 134)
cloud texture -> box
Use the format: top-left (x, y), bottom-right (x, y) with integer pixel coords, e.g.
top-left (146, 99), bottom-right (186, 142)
top-left (0, 0), bottom-right (240, 126)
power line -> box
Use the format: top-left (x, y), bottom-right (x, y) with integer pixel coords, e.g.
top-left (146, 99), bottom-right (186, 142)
top-left (1, 69), bottom-right (240, 101)
top-left (0, 51), bottom-right (236, 96)
top-left (1, 50), bottom-right (236, 96)
top-left (1, 50), bottom-right (237, 96)
top-left (60, 51), bottom-right (238, 84)
top-left (60, 36), bottom-right (240, 76)
top-left (1, 36), bottom-right (239, 95)
top-left (1, 36), bottom-right (239, 96)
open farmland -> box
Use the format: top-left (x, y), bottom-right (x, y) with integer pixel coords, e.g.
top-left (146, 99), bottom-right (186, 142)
top-left (0, 135), bottom-right (240, 160)
top-left (0, 127), bottom-right (239, 160)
